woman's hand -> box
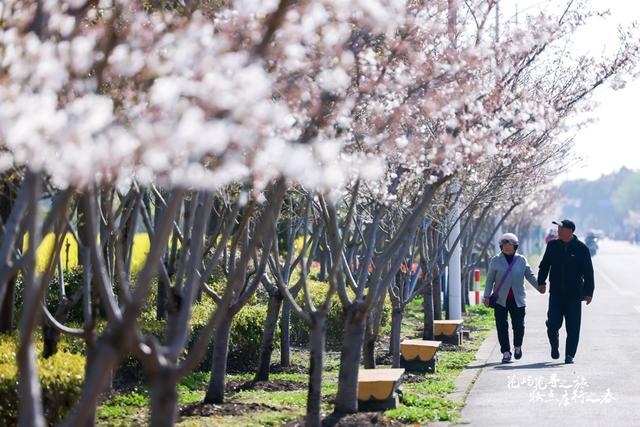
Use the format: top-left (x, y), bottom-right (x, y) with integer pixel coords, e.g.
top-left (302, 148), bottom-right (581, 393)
top-left (538, 284), bottom-right (546, 294)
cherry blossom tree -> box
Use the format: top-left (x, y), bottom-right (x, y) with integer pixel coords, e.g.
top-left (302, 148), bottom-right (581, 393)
top-left (0, 0), bottom-right (638, 426)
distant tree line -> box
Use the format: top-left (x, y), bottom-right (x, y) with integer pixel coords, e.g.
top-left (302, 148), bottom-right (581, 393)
top-left (560, 167), bottom-right (640, 239)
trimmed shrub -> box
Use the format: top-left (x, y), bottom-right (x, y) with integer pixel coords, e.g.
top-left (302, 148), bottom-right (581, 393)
top-left (289, 279), bottom-right (392, 348)
top-left (189, 302), bottom-right (268, 372)
top-left (0, 335), bottom-right (85, 425)
top-left (115, 299), bottom-right (268, 381)
top-left (228, 304), bottom-right (268, 366)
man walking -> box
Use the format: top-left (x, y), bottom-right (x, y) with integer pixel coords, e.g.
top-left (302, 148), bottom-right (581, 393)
top-left (538, 219), bottom-right (595, 364)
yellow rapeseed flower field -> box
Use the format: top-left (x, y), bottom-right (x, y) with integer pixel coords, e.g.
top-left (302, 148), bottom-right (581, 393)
top-left (24, 233), bottom-right (152, 275)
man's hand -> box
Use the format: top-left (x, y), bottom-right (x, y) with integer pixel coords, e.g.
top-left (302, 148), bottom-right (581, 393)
top-left (584, 295), bottom-right (592, 305)
top-left (483, 297), bottom-right (490, 307)
top-left (538, 285), bottom-right (546, 294)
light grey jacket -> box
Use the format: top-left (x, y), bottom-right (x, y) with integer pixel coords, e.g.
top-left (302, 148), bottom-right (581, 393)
top-left (483, 253), bottom-right (541, 308)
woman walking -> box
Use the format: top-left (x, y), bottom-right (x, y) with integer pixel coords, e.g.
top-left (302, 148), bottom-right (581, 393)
top-left (484, 233), bottom-right (546, 363)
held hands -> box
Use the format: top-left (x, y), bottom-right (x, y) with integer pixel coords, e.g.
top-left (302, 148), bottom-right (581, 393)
top-left (583, 295), bottom-right (592, 305)
top-left (483, 297), bottom-right (490, 307)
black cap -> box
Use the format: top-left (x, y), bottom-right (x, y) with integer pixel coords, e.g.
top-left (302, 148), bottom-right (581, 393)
top-left (552, 219), bottom-right (575, 231)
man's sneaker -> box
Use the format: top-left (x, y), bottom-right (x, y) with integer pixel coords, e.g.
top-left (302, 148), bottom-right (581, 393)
top-left (551, 347), bottom-right (560, 360)
top-left (565, 355), bottom-right (574, 364)
top-left (502, 351), bottom-right (512, 363)
top-left (514, 347), bottom-right (523, 360)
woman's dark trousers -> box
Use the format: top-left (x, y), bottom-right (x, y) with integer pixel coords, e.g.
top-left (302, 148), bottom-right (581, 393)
top-left (494, 299), bottom-right (526, 354)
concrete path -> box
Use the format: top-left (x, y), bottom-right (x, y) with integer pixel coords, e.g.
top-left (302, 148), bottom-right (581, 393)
top-left (457, 239), bottom-right (640, 427)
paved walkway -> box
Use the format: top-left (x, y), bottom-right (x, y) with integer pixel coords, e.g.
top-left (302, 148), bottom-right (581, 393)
top-left (456, 240), bottom-right (640, 426)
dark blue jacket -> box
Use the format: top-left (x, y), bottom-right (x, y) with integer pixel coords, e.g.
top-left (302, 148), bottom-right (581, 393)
top-left (537, 236), bottom-right (595, 299)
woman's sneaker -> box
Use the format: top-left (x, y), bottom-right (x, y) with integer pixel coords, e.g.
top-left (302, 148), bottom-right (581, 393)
top-left (502, 351), bottom-right (512, 363)
top-left (514, 347), bottom-right (522, 360)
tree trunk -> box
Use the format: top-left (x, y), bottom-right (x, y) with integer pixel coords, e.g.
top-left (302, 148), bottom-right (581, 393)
top-left (462, 271), bottom-right (470, 310)
top-left (60, 340), bottom-right (119, 427)
top-left (363, 289), bottom-right (388, 370)
top-left (422, 279), bottom-right (435, 340)
top-left (318, 247), bottom-right (327, 282)
top-left (390, 307), bottom-right (403, 368)
top-left (204, 314), bottom-right (232, 404)
top-left (18, 175), bottom-right (46, 427)
top-left (433, 268), bottom-right (443, 321)
top-left (149, 370), bottom-right (178, 427)
top-left (0, 178), bottom-right (16, 332)
top-left (157, 265), bottom-right (169, 320)
top-left (17, 339), bottom-right (46, 427)
top-left (83, 338), bottom-right (98, 427)
top-left (155, 193), bottom-right (169, 320)
top-left (42, 323), bottom-right (60, 358)
top-left (77, 199), bottom-right (91, 269)
top-left (255, 292), bottom-right (283, 381)
top-left (280, 301), bottom-right (292, 367)
top-left (362, 312), bottom-right (378, 369)
top-left (362, 335), bottom-right (376, 369)
top-left (306, 315), bottom-right (326, 427)
top-left (0, 276), bottom-right (15, 332)
top-left (334, 309), bottom-right (366, 414)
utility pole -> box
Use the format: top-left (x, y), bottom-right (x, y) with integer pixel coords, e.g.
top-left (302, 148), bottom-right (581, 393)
top-left (447, 188), bottom-right (462, 320)
top-left (446, 0), bottom-right (462, 321)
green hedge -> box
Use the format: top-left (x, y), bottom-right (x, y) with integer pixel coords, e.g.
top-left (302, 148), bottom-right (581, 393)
top-left (189, 303), bottom-right (268, 372)
top-left (113, 300), bottom-right (268, 380)
top-left (0, 335), bottom-right (85, 425)
top-left (26, 296), bottom-right (266, 384)
top-left (290, 280), bottom-right (392, 347)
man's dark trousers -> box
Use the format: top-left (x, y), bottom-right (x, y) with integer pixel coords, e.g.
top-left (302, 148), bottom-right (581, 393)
top-left (494, 299), bottom-right (525, 354)
top-left (546, 293), bottom-right (582, 357)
